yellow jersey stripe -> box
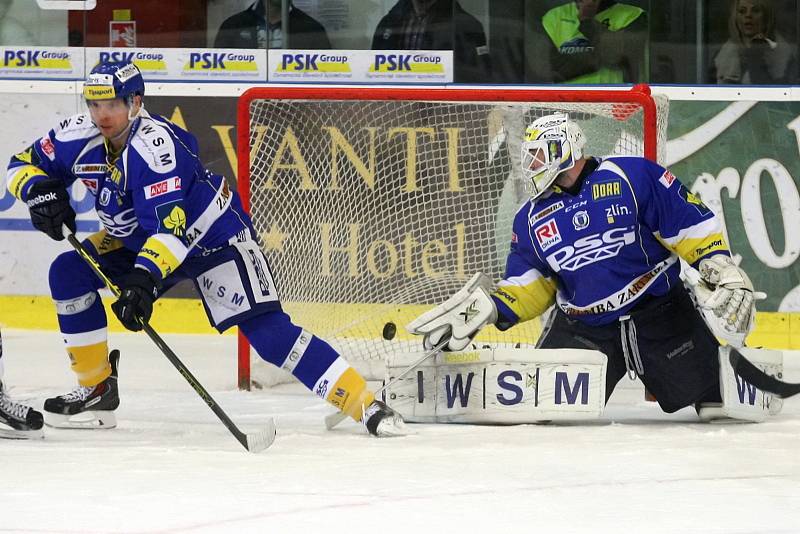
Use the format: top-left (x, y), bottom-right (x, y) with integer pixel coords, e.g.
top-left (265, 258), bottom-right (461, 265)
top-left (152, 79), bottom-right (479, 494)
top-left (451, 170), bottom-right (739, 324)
top-left (7, 165), bottom-right (48, 199)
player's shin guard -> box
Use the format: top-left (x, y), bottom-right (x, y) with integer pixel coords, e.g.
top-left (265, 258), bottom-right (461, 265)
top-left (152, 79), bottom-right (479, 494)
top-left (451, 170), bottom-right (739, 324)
top-left (63, 330), bottom-right (112, 387)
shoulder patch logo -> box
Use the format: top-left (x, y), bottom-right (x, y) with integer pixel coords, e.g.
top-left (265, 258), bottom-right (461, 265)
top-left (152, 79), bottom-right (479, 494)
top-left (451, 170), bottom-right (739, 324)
top-left (659, 170), bottom-right (676, 188)
top-left (156, 201), bottom-right (186, 237)
top-left (679, 186), bottom-right (711, 216)
top-left (534, 219), bottom-right (562, 251)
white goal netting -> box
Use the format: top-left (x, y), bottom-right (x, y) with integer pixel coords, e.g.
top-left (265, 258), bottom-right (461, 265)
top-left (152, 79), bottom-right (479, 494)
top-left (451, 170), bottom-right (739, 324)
top-left (238, 87), bottom-right (668, 388)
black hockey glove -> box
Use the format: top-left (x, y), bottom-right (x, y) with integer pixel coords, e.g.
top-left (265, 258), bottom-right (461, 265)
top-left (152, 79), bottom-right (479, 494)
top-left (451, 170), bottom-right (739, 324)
top-left (112, 269), bottom-right (161, 332)
top-left (26, 178), bottom-right (76, 241)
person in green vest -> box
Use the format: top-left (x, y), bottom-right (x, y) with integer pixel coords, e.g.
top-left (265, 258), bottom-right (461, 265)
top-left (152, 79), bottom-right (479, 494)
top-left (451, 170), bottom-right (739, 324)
top-left (542, 0), bottom-right (646, 84)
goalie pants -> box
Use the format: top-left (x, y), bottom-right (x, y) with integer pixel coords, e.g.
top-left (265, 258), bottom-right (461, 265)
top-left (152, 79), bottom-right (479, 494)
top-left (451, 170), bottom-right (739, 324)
top-left (537, 284), bottom-right (722, 413)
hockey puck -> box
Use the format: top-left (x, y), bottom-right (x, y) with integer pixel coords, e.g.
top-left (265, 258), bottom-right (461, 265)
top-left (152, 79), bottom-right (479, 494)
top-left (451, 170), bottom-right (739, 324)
top-left (382, 321), bottom-right (397, 340)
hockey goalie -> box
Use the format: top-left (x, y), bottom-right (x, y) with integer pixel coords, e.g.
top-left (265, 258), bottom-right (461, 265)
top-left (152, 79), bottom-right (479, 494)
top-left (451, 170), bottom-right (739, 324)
top-left (400, 113), bottom-right (781, 424)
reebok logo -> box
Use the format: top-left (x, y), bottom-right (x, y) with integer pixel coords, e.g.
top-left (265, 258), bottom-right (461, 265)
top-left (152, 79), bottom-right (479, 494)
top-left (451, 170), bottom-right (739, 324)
top-left (26, 191), bottom-right (57, 207)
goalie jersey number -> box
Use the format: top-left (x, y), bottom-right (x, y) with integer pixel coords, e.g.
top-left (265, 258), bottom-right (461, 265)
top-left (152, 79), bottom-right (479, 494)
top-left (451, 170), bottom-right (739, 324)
top-left (384, 348), bottom-right (607, 424)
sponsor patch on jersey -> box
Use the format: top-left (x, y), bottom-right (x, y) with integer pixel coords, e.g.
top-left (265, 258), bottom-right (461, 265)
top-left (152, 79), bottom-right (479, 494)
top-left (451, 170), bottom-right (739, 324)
top-left (81, 178), bottom-right (98, 194)
top-left (39, 137), bottom-right (56, 161)
top-left (679, 186), bottom-right (711, 216)
top-left (144, 176), bottom-right (181, 199)
top-left (591, 179), bottom-right (622, 201)
top-left (572, 210), bottom-right (590, 230)
top-left (546, 227), bottom-right (636, 272)
top-left (605, 203), bottom-right (630, 223)
top-left (511, 231), bottom-right (518, 244)
top-left (74, 164), bottom-right (106, 175)
top-left (659, 169), bottom-right (677, 188)
top-left (530, 200), bottom-right (565, 224)
top-left (534, 219), bottom-right (562, 251)
top-left (155, 200), bottom-right (186, 237)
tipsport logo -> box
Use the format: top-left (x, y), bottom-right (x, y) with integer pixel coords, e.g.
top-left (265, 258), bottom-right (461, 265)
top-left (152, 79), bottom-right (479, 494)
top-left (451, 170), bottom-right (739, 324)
top-left (276, 53), bottom-right (351, 74)
top-left (98, 51), bottom-right (167, 73)
top-left (370, 53), bottom-right (445, 74)
top-left (183, 52), bottom-right (257, 73)
top-left (1, 49), bottom-right (72, 71)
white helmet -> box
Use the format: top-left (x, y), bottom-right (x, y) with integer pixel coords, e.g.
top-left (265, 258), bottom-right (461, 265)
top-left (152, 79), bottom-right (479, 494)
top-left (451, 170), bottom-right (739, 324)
top-left (520, 113), bottom-right (586, 198)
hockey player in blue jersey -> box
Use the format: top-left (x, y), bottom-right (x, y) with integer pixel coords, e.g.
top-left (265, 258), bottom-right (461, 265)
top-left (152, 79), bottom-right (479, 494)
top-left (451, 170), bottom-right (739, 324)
top-left (6, 61), bottom-right (402, 436)
top-left (409, 113), bottom-right (762, 417)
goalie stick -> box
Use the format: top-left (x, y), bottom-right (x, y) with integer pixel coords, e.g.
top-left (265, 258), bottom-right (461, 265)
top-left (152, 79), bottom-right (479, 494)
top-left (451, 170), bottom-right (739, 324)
top-left (324, 338), bottom-right (449, 431)
top-left (729, 348), bottom-right (800, 399)
top-left (64, 227), bottom-right (275, 453)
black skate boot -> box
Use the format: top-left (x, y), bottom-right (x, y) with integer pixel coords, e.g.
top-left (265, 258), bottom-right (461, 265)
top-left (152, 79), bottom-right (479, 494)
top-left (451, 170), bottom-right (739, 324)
top-left (0, 381), bottom-right (44, 439)
top-left (362, 399), bottom-right (406, 437)
top-left (44, 350), bottom-right (120, 429)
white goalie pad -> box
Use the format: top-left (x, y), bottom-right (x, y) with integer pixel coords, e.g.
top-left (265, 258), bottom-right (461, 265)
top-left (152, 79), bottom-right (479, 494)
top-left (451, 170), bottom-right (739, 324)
top-left (406, 272), bottom-right (498, 352)
top-left (698, 346), bottom-right (783, 423)
top-left (383, 347), bottom-right (607, 424)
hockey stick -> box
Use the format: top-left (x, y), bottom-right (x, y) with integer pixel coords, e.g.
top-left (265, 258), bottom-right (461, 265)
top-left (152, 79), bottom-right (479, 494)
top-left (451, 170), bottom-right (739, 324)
top-left (324, 338), bottom-right (449, 430)
top-left (729, 348), bottom-right (800, 399)
top-left (64, 229), bottom-right (275, 452)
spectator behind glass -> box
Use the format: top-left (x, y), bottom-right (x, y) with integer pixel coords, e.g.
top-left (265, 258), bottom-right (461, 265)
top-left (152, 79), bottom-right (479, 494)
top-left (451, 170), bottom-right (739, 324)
top-left (214, 0), bottom-right (331, 49)
top-left (371, 0), bottom-right (491, 83)
top-left (0, 0), bottom-right (35, 45)
top-left (541, 0), bottom-right (646, 83)
top-left (713, 0), bottom-right (797, 84)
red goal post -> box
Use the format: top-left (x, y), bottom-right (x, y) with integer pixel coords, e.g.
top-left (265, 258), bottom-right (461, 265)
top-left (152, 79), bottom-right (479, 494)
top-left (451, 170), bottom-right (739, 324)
top-left (235, 84), bottom-right (668, 390)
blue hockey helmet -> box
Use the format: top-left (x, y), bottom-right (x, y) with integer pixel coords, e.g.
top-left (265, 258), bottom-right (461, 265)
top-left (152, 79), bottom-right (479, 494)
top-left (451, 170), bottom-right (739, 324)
top-left (83, 61), bottom-right (145, 103)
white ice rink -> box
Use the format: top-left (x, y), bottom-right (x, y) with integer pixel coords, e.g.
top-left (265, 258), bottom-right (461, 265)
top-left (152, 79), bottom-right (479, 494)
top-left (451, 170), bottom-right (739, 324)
top-left (1, 328), bottom-right (799, 534)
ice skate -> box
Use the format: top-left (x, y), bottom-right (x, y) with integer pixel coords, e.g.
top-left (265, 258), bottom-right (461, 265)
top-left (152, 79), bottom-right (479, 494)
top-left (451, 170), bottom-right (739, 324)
top-left (0, 381), bottom-right (44, 439)
top-left (363, 399), bottom-right (406, 437)
top-left (44, 350), bottom-right (120, 429)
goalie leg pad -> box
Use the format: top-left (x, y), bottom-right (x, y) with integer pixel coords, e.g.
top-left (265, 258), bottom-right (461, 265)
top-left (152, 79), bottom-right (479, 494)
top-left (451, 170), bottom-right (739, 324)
top-left (385, 347), bottom-right (607, 423)
top-left (698, 346), bottom-right (783, 423)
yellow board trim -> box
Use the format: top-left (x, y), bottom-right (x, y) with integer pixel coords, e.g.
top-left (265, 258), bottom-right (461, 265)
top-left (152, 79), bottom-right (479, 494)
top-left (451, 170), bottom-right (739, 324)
top-left (1, 295), bottom-right (799, 349)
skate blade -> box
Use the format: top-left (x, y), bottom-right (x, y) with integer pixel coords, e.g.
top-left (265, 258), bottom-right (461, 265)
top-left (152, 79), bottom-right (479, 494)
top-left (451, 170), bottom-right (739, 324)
top-left (0, 425), bottom-right (44, 440)
top-left (45, 410), bottom-right (117, 429)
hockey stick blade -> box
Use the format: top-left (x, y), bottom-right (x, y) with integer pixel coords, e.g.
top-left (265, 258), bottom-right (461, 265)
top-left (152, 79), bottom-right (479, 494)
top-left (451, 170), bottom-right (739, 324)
top-left (730, 348), bottom-right (800, 399)
top-left (324, 338), bottom-right (448, 431)
top-left (244, 418), bottom-right (277, 453)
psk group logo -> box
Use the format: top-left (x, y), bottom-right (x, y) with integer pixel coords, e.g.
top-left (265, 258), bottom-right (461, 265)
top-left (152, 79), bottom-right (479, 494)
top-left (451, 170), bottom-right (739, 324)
top-left (97, 51), bottom-right (168, 76)
top-left (369, 53), bottom-right (446, 80)
top-left (275, 53), bottom-right (351, 79)
top-left (183, 51), bottom-right (258, 77)
top-left (1, 49), bottom-right (74, 75)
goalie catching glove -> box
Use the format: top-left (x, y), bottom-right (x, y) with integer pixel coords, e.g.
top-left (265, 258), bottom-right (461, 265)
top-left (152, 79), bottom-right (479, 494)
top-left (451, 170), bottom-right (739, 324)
top-left (693, 255), bottom-right (764, 346)
top-left (406, 272), bottom-right (497, 351)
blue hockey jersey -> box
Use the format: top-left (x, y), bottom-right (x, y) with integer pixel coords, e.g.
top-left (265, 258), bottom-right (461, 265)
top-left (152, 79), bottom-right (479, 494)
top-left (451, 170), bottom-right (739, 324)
top-left (6, 109), bottom-right (252, 282)
top-left (492, 156), bottom-right (729, 327)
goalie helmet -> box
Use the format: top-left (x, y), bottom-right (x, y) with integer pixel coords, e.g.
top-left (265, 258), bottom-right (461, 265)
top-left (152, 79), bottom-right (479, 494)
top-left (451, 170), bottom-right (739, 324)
top-left (83, 61), bottom-right (145, 104)
top-left (521, 113), bottom-right (586, 198)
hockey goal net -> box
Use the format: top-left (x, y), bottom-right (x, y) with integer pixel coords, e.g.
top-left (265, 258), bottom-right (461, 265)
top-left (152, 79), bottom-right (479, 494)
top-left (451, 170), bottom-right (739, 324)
top-left (236, 85), bottom-right (669, 389)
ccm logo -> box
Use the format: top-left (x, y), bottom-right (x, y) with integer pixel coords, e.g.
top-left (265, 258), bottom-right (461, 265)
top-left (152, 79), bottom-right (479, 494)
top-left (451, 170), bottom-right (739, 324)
top-left (145, 176), bottom-right (181, 199)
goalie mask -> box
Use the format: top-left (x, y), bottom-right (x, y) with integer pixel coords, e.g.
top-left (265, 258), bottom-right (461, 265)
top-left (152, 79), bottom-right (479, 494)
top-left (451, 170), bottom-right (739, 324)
top-left (521, 113), bottom-right (586, 198)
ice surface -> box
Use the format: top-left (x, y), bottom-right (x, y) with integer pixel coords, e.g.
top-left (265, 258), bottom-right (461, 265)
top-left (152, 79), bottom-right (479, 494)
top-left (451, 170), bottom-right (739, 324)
top-left (1, 329), bottom-right (798, 534)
